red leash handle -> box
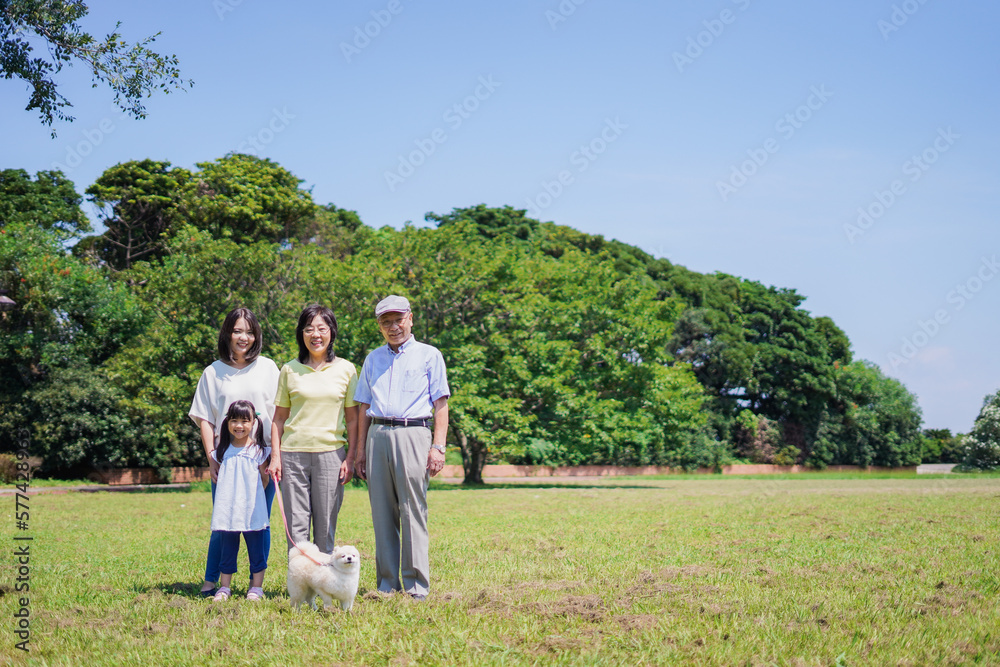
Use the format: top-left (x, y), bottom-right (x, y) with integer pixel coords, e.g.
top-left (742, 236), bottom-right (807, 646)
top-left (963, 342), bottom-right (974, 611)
top-left (273, 479), bottom-right (325, 566)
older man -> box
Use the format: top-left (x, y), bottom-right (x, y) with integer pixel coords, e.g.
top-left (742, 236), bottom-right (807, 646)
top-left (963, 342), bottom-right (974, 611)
top-left (353, 295), bottom-right (449, 600)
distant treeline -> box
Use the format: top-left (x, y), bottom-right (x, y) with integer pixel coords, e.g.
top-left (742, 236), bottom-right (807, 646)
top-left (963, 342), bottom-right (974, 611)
top-left (0, 156), bottom-right (978, 483)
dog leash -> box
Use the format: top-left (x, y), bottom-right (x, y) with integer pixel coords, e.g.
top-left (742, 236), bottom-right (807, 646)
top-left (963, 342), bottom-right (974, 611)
top-left (272, 478), bottom-right (325, 567)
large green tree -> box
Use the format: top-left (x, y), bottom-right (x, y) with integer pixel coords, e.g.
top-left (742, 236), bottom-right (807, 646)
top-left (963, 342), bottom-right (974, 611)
top-left (183, 154), bottom-right (317, 243)
top-left (0, 168), bottom-right (89, 240)
top-left (919, 428), bottom-right (964, 464)
top-left (82, 159), bottom-right (191, 269)
top-left (669, 280), bottom-right (846, 429)
top-left (809, 361), bottom-right (923, 467)
top-left (429, 204), bottom-right (909, 469)
top-left (1, 0), bottom-right (191, 133)
top-left (359, 216), bottom-right (711, 483)
top-left (1, 169), bottom-right (928, 479)
top-left (0, 220), bottom-right (147, 468)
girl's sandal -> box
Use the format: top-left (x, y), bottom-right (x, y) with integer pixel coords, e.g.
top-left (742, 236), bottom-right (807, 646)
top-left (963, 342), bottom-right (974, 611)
top-left (213, 587), bottom-right (231, 602)
top-left (246, 587), bottom-right (264, 602)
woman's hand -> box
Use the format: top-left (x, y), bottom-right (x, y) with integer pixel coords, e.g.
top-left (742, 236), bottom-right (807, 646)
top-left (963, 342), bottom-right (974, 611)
top-left (209, 457), bottom-right (220, 483)
top-left (269, 406), bottom-right (289, 484)
top-left (267, 453), bottom-right (282, 483)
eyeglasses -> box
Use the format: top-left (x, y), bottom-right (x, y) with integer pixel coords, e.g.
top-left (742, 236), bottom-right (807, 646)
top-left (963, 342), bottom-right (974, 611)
top-left (303, 326), bottom-right (331, 335)
top-left (378, 316), bottom-right (408, 329)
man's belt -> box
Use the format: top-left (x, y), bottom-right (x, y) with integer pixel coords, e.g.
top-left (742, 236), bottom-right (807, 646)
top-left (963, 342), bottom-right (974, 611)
top-left (372, 417), bottom-right (431, 428)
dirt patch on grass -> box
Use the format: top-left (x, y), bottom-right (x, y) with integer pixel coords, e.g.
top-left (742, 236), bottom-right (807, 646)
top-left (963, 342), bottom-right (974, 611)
top-left (539, 635), bottom-right (586, 653)
top-left (533, 594), bottom-right (606, 622)
top-left (917, 582), bottom-right (981, 616)
top-left (466, 589), bottom-right (516, 618)
top-left (166, 596), bottom-right (189, 609)
top-left (203, 603), bottom-right (241, 622)
top-left (658, 565), bottom-right (715, 579)
top-left (614, 613), bottom-right (659, 632)
top-left (618, 569), bottom-right (716, 606)
top-left (515, 580), bottom-right (585, 593)
top-left (142, 622), bottom-right (172, 636)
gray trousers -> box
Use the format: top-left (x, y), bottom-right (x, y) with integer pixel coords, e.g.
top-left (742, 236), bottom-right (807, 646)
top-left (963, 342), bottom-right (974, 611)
top-left (280, 448), bottom-right (345, 555)
top-left (366, 424), bottom-right (431, 596)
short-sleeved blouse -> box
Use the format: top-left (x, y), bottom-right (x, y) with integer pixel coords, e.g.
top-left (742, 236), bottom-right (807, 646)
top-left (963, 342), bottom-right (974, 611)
top-left (189, 358), bottom-right (280, 446)
top-left (274, 358), bottom-right (358, 453)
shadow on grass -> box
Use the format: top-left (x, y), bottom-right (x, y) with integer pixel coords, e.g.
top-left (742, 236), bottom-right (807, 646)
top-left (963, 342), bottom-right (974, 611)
top-left (131, 581), bottom-right (294, 600)
top-left (77, 484), bottom-right (201, 495)
top-left (428, 480), bottom-right (663, 491)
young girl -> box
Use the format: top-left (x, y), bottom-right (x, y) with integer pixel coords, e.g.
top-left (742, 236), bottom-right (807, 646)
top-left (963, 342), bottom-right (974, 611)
top-left (210, 399), bottom-right (271, 601)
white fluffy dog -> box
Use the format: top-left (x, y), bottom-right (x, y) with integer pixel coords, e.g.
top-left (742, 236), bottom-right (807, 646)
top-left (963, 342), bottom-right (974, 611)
top-left (287, 542), bottom-right (361, 612)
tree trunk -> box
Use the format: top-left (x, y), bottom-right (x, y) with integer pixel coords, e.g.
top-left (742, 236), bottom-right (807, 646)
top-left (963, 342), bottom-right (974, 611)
top-left (456, 430), bottom-right (486, 485)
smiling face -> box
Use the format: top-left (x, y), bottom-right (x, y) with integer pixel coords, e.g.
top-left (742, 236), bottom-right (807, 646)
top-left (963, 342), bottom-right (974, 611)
top-left (304, 314), bottom-right (332, 363)
top-left (230, 317), bottom-right (255, 363)
top-left (377, 310), bottom-right (412, 351)
top-left (227, 416), bottom-right (255, 445)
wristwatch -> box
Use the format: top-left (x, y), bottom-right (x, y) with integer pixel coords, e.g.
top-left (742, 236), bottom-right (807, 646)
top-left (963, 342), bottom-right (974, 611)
top-left (430, 444), bottom-right (446, 453)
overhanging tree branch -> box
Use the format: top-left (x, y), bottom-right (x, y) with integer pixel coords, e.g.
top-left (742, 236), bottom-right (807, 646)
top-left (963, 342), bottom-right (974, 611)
top-left (1, 0), bottom-right (193, 135)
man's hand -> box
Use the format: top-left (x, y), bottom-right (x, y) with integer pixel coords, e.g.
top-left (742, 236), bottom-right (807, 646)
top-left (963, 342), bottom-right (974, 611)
top-left (427, 447), bottom-right (445, 477)
top-left (354, 451), bottom-right (367, 481)
top-left (209, 457), bottom-right (220, 483)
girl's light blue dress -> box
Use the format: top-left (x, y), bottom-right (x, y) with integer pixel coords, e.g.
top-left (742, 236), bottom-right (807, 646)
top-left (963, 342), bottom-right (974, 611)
top-left (211, 444), bottom-right (272, 532)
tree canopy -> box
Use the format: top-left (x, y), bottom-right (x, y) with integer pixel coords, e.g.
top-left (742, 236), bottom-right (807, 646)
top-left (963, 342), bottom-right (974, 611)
top-left (0, 168), bottom-right (88, 239)
top-left (0, 157), bottom-right (932, 483)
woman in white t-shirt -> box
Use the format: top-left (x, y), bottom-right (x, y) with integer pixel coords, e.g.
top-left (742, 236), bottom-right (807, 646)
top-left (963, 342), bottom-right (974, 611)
top-left (189, 308), bottom-right (279, 598)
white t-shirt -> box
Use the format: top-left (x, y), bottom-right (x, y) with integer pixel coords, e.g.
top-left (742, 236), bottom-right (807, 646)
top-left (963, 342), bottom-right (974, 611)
top-left (189, 358), bottom-right (280, 446)
top-left (211, 444), bottom-right (272, 532)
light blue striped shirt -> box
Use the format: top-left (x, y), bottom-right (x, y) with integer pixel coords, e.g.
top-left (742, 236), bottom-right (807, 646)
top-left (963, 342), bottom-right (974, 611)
top-left (354, 336), bottom-right (450, 419)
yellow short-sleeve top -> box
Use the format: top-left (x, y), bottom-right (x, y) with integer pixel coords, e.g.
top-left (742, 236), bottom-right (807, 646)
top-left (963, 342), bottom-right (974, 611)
top-left (275, 358), bottom-right (358, 453)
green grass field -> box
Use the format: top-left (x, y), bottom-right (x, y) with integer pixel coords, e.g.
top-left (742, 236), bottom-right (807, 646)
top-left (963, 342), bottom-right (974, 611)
top-left (3, 475), bottom-right (998, 666)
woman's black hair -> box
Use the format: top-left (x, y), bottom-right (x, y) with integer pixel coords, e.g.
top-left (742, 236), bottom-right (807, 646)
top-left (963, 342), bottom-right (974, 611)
top-left (216, 399), bottom-right (266, 463)
top-left (295, 304), bottom-right (338, 364)
top-left (217, 308), bottom-right (263, 364)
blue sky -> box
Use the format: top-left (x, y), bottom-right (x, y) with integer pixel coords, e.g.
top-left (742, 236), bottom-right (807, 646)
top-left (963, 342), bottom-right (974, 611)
top-left (3, 0), bottom-right (998, 433)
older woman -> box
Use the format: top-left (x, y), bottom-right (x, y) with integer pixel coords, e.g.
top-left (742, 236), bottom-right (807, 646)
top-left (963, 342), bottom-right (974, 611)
top-left (268, 304), bottom-right (359, 554)
top-left (189, 307), bottom-right (279, 598)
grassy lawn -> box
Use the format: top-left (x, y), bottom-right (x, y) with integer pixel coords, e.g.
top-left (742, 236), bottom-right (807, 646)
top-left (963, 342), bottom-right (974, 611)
top-left (2, 475), bottom-right (998, 665)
